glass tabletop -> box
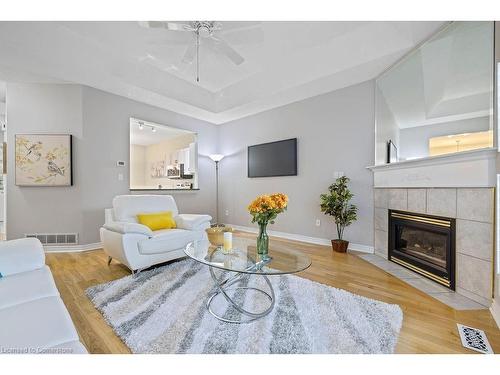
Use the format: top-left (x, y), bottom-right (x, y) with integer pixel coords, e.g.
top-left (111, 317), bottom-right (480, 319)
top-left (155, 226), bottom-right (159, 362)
top-left (184, 237), bottom-right (311, 275)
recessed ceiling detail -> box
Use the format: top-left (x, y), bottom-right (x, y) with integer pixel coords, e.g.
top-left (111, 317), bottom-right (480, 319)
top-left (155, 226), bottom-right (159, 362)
top-left (377, 22), bottom-right (492, 129)
top-left (0, 21), bottom-right (445, 124)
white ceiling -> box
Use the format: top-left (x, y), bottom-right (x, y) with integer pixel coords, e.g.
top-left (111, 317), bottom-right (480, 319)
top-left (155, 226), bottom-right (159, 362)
top-left (0, 21), bottom-right (446, 124)
top-left (377, 21), bottom-right (493, 129)
top-left (130, 118), bottom-right (194, 146)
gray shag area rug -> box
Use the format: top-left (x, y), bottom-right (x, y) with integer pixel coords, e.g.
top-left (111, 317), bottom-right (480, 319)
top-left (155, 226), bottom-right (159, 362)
top-left (86, 259), bottom-right (403, 354)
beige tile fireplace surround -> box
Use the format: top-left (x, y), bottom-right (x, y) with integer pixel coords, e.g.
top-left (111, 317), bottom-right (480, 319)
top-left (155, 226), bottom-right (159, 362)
top-left (372, 187), bottom-right (494, 309)
top-left (366, 149), bottom-right (498, 310)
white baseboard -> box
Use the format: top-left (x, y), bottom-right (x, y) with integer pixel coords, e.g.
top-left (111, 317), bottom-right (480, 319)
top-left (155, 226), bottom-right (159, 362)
top-left (43, 242), bottom-right (102, 253)
top-left (228, 224), bottom-right (374, 254)
top-left (490, 298), bottom-right (500, 329)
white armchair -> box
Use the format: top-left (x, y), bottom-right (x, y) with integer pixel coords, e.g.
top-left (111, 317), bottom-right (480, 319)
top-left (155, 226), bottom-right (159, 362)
top-left (100, 195), bottom-right (211, 273)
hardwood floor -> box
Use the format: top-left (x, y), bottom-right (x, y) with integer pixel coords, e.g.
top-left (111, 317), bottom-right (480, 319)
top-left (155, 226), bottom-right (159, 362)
top-left (46, 231), bottom-right (500, 354)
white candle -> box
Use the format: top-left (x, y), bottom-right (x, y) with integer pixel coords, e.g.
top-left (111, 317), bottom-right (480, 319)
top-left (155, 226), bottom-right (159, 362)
top-left (223, 232), bottom-right (233, 252)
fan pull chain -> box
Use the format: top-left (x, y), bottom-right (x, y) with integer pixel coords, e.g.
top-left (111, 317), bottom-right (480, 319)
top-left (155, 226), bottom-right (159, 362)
top-left (196, 31), bottom-right (200, 82)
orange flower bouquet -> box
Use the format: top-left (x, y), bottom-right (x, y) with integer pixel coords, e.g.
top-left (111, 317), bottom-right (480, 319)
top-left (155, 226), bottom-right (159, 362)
top-left (247, 193), bottom-right (288, 256)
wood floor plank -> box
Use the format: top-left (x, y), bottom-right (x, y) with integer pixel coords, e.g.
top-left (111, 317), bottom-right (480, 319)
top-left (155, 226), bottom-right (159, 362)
top-left (45, 231), bottom-right (500, 354)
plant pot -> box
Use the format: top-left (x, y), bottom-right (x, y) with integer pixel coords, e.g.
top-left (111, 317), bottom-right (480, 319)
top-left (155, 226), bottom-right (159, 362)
top-left (331, 239), bottom-right (349, 253)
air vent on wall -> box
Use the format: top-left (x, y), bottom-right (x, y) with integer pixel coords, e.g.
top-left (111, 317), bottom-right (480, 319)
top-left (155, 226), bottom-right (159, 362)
top-left (24, 233), bottom-right (78, 245)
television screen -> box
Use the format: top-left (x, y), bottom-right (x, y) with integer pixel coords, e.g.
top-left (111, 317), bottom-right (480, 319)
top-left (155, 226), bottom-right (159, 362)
top-left (248, 138), bottom-right (297, 178)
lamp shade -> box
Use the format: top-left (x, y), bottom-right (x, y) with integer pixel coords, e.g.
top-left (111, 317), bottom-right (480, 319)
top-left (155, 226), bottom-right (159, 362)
top-left (209, 154), bottom-right (225, 162)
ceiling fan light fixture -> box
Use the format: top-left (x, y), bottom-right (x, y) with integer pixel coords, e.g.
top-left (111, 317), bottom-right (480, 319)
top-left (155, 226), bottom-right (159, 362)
top-left (198, 25), bottom-right (211, 38)
top-left (140, 20), bottom-right (247, 82)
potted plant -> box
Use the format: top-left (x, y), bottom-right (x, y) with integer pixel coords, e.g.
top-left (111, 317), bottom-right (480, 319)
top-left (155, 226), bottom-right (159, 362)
top-left (320, 176), bottom-right (357, 253)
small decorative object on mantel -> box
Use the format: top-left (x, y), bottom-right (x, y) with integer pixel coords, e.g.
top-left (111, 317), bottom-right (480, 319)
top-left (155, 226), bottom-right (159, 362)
top-left (15, 134), bottom-right (73, 186)
top-left (248, 193), bottom-right (288, 258)
top-left (386, 139), bottom-right (398, 164)
top-left (320, 176), bottom-right (357, 253)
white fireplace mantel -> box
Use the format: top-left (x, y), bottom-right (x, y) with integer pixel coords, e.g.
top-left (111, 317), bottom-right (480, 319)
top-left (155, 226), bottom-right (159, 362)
top-left (367, 148), bottom-right (498, 188)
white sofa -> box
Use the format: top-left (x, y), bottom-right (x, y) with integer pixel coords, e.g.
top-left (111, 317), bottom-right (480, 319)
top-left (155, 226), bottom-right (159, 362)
top-left (0, 238), bottom-right (87, 354)
top-left (100, 195), bottom-right (212, 273)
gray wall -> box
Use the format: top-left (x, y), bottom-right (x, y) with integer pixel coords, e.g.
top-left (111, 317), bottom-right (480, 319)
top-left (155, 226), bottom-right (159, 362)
top-left (217, 81), bottom-right (375, 247)
top-left (7, 84), bottom-right (85, 241)
top-left (7, 81), bottom-right (376, 248)
top-left (7, 83), bottom-right (219, 244)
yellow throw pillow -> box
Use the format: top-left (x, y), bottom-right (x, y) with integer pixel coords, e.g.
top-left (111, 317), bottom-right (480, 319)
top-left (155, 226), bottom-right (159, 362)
top-left (137, 211), bottom-right (176, 231)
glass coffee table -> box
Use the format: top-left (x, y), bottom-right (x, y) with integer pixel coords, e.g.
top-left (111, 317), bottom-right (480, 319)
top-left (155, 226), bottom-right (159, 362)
top-left (184, 237), bottom-right (311, 324)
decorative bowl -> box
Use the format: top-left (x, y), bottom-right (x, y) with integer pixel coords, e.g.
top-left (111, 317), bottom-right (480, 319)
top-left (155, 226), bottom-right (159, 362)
top-left (206, 226), bottom-right (233, 247)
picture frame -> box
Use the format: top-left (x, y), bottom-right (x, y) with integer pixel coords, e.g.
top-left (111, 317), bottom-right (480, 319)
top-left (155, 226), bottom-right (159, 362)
top-left (15, 134), bottom-right (73, 186)
top-left (386, 139), bottom-right (398, 164)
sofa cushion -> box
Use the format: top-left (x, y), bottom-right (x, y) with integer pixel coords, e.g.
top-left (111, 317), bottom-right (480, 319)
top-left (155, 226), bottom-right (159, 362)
top-left (138, 229), bottom-right (204, 255)
top-left (175, 214), bottom-right (212, 231)
top-left (103, 221), bottom-right (153, 236)
top-left (0, 296), bottom-right (79, 350)
top-left (0, 238), bottom-right (45, 277)
top-left (137, 211), bottom-right (177, 230)
top-left (113, 195), bottom-right (179, 223)
top-left (0, 266), bottom-right (59, 310)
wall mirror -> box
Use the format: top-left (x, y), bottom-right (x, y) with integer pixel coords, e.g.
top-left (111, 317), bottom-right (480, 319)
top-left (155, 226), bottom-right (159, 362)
top-left (129, 118), bottom-right (198, 190)
top-left (375, 21), bottom-right (494, 165)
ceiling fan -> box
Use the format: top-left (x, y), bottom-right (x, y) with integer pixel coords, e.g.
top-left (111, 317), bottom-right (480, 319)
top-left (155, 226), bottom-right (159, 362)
top-left (139, 21), bottom-right (248, 82)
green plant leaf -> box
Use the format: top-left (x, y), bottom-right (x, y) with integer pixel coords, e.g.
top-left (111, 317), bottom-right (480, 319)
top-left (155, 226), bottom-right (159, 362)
top-left (319, 175), bottom-right (357, 240)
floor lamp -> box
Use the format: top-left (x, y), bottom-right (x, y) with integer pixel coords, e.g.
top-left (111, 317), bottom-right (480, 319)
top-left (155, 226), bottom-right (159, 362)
top-left (209, 154), bottom-right (224, 226)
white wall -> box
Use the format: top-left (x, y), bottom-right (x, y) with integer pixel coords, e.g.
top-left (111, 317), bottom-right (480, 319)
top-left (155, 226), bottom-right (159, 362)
top-left (375, 86), bottom-right (399, 164)
top-left (7, 83), bottom-right (219, 244)
top-left (217, 81), bottom-right (375, 248)
top-left (130, 144), bottom-right (146, 187)
top-left (493, 21), bottom-right (500, 326)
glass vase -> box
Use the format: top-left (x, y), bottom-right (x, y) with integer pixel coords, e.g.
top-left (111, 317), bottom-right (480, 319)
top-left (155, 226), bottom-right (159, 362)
top-left (257, 222), bottom-right (269, 257)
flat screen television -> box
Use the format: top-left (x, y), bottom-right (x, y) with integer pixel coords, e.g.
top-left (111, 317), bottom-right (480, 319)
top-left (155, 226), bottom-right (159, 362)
top-left (248, 138), bottom-right (297, 178)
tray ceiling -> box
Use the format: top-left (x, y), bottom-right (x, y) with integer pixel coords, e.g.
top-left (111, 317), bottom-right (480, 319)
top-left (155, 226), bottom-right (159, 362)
top-left (0, 21), bottom-right (446, 124)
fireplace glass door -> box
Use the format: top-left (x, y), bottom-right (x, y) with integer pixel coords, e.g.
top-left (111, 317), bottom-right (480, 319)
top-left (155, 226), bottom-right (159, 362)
top-left (396, 226), bottom-right (448, 270)
top-left (389, 211), bottom-right (455, 290)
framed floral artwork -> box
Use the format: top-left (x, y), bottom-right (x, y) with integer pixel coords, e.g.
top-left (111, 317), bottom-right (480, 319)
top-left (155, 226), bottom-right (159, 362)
top-left (15, 134), bottom-right (73, 186)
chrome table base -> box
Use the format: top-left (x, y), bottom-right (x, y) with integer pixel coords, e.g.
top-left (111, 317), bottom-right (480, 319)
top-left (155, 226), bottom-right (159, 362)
top-left (207, 261), bottom-right (276, 324)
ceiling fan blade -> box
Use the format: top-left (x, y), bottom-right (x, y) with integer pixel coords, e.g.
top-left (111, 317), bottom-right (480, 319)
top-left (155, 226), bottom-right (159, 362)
top-left (165, 22), bottom-right (192, 31)
top-left (181, 44), bottom-right (196, 64)
top-left (138, 21), bottom-right (192, 31)
top-left (209, 36), bottom-right (245, 65)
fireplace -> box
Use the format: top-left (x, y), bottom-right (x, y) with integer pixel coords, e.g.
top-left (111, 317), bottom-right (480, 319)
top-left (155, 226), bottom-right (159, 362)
top-left (388, 210), bottom-right (455, 290)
